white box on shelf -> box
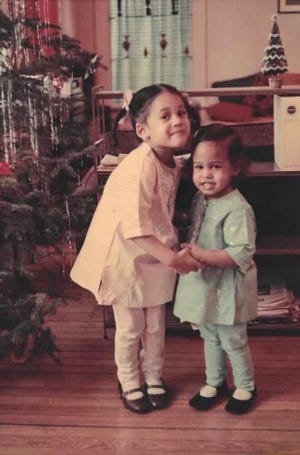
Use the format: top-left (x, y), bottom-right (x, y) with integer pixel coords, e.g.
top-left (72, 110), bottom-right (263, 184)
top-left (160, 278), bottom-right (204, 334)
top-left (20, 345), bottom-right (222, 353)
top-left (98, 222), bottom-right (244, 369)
top-left (274, 95), bottom-right (300, 171)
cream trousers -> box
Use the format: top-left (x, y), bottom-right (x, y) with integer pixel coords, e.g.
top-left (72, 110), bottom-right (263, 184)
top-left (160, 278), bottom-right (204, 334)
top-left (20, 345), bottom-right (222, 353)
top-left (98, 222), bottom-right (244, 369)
top-left (112, 304), bottom-right (166, 391)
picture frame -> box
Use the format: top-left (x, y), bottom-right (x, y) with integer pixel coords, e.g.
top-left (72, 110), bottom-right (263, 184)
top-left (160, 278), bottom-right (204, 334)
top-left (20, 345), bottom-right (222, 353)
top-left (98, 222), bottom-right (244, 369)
top-left (278, 0), bottom-right (300, 13)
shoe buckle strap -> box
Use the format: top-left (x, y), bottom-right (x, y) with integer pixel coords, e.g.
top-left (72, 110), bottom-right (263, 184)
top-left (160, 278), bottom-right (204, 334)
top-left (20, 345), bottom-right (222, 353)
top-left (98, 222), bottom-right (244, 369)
top-left (122, 387), bottom-right (143, 398)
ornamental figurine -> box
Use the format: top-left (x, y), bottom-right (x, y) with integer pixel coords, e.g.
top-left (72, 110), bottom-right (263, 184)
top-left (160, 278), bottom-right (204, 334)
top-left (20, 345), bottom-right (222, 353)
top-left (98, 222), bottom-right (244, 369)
top-left (261, 14), bottom-right (288, 88)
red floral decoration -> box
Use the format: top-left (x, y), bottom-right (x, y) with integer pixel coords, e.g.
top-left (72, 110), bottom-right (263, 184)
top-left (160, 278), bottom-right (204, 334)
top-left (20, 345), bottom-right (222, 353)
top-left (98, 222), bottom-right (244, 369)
top-left (123, 35), bottom-right (130, 58)
top-left (160, 34), bottom-right (167, 58)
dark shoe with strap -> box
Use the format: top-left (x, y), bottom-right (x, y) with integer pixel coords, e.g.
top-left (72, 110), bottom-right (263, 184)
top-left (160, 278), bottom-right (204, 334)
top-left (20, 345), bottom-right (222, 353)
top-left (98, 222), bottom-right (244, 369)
top-left (189, 381), bottom-right (229, 411)
top-left (225, 387), bottom-right (257, 415)
top-left (145, 381), bottom-right (169, 410)
top-left (118, 381), bottom-right (151, 414)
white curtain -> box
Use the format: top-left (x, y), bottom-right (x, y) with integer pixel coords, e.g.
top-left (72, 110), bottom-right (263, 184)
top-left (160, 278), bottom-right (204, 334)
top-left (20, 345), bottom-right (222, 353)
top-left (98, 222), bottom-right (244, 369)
top-left (110, 0), bottom-right (192, 91)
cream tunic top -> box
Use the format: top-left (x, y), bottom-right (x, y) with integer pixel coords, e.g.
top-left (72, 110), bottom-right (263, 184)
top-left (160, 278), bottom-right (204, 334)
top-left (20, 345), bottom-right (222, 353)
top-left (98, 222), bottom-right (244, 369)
top-left (70, 142), bottom-right (181, 307)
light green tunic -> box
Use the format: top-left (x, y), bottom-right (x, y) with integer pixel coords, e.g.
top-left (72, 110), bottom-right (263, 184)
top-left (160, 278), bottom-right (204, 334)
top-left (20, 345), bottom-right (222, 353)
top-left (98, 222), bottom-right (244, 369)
top-left (174, 189), bottom-right (257, 325)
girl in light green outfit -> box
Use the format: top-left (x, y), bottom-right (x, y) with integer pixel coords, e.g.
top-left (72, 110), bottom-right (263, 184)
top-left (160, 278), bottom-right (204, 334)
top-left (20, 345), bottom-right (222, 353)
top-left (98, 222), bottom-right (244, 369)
top-left (174, 123), bottom-right (257, 415)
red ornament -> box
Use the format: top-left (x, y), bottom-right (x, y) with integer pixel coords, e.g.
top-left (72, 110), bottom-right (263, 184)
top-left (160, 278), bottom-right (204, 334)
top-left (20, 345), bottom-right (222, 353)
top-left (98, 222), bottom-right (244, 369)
top-left (0, 161), bottom-right (13, 176)
top-left (123, 35), bottom-right (130, 58)
top-left (160, 34), bottom-right (167, 57)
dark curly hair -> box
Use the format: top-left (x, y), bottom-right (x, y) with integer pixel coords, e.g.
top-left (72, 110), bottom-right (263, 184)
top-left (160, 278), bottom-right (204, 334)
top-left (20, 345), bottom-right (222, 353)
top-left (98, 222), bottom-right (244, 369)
top-left (190, 123), bottom-right (250, 176)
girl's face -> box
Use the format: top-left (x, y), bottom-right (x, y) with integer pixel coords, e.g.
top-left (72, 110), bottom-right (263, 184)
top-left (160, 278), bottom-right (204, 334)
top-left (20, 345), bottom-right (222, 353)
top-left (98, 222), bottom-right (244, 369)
top-left (136, 92), bottom-right (191, 157)
top-left (192, 141), bottom-right (240, 199)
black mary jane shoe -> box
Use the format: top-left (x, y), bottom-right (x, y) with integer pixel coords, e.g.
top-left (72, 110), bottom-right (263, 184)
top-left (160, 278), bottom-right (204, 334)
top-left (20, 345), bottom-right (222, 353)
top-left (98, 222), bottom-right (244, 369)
top-left (118, 382), bottom-right (151, 414)
top-left (145, 381), bottom-right (169, 410)
top-left (225, 387), bottom-right (257, 415)
top-left (189, 381), bottom-right (229, 411)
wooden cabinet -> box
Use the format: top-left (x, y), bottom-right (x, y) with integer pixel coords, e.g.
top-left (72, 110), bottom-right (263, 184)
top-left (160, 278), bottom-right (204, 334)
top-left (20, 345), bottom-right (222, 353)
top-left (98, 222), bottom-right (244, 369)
top-left (236, 165), bottom-right (300, 333)
top-left (93, 87), bottom-right (300, 334)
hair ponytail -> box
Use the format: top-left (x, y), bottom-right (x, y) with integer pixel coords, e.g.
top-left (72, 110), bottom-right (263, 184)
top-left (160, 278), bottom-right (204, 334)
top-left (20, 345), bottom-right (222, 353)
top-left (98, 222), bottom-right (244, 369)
top-left (112, 106), bottom-right (128, 147)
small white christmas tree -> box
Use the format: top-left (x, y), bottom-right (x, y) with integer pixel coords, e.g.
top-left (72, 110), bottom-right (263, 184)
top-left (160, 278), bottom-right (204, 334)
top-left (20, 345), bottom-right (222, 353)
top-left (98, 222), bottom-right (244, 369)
top-left (261, 14), bottom-right (288, 87)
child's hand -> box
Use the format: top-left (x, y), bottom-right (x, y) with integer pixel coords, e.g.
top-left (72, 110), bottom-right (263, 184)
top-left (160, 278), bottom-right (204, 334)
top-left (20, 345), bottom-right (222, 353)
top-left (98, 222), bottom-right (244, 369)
top-left (181, 243), bottom-right (236, 268)
top-left (181, 243), bottom-right (205, 263)
top-left (171, 247), bottom-right (205, 275)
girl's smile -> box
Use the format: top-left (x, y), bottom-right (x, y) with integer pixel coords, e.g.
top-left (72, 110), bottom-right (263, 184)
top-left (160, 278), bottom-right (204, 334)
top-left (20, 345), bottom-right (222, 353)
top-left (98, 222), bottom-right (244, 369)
top-left (192, 141), bottom-right (240, 199)
top-left (136, 91), bottom-right (191, 164)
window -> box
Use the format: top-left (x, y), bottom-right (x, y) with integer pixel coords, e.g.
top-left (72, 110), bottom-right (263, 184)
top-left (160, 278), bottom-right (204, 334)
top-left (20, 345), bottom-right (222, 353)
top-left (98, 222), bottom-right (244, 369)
top-left (110, 0), bottom-right (192, 91)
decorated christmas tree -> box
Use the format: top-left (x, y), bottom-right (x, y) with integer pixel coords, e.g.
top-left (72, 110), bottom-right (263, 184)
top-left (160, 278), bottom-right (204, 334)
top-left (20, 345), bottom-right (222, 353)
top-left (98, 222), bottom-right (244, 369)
top-left (0, 3), bottom-right (106, 363)
top-left (261, 14), bottom-right (288, 88)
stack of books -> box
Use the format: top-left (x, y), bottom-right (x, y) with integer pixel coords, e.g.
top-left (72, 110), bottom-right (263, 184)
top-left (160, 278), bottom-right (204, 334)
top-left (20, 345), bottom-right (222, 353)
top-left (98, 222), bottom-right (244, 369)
top-left (256, 273), bottom-right (298, 323)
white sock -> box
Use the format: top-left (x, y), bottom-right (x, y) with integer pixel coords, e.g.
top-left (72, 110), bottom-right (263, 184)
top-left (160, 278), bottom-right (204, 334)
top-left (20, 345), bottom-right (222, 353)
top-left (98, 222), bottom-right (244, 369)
top-left (123, 389), bottom-right (143, 400)
top-left (200, 385), bottom-right (217, 398)
top-left (147, 386), bottom-right (165, 395)
top-left (232, 388), bottom-right (252, 401)
top-left (147, 379), bottom-right (165, 395)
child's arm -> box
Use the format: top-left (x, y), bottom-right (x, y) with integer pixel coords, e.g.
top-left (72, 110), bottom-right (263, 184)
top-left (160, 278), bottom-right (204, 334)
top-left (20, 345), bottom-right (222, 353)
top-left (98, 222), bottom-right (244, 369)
top-left (185, 243), bottom-right (236, 268)
top-left (132, 236), bottom-right (204, 274)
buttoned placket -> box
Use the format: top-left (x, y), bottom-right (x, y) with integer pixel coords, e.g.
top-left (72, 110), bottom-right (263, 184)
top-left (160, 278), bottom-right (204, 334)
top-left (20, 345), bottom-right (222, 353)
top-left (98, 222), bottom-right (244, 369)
top-left (190, 198), bottom-right (208, 244)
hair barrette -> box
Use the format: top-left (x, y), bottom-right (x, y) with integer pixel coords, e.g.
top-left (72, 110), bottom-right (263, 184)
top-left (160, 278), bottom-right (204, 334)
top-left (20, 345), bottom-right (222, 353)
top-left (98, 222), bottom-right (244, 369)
top-left (122, 90), bottom-right (133, 112)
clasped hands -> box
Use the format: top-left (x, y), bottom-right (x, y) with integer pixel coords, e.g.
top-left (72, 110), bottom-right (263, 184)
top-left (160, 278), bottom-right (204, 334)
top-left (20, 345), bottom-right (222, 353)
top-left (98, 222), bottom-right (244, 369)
top-left (172, 242), bottom-right (206, 275)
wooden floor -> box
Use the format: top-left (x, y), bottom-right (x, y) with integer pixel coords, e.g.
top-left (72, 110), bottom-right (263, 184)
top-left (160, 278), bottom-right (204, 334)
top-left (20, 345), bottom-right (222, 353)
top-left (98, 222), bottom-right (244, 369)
top-left (1, 282), bottom-right (300, 455)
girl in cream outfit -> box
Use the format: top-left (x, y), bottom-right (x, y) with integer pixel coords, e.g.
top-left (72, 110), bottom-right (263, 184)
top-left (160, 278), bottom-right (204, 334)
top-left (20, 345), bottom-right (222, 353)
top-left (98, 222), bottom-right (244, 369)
top-left (70, 84), bottom-right (201, 414)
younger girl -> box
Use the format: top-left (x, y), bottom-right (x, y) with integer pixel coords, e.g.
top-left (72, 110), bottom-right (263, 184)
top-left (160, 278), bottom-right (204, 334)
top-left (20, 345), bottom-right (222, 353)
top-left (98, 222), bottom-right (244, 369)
top-left (71, 84), bottom-right (201, 414)
top-left (174, 123), bottom-right (257, 415)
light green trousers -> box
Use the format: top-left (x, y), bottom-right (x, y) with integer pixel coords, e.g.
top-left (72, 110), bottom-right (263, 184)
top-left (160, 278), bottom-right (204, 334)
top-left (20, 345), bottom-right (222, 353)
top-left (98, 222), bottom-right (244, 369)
top-left (199, 323), bottom-right (255, 391)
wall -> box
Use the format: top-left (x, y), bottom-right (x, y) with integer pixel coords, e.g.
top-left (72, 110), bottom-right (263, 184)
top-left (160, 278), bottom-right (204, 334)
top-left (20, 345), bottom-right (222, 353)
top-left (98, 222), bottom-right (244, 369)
top-left (204, 0), bottom-right (300, 86)
top-left (58, 0), bottom-right (111, 88)
top-left (58, 0), bottom-right (300, 89)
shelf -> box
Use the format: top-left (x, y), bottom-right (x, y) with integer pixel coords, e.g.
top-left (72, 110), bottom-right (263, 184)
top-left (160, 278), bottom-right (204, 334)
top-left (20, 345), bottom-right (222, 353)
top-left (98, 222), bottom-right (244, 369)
top-left (93, 86), bottom-right (300, 101)
top-left (248, 321), bottom-right (300, 335)
top-left (102, 319), bottom-right (300, 338)
top-left (98, 161), bottom-right (300, 177)
top-left (97, 164), bottom-right (116, 174)
top-left (256, 236), bottom-right (300, 255)
top-left (249, 161), bottom-right (300, 177)
top-left (166, 305), bottom-right (300, 336)
top-left (185, 86), bottom-right (300, 97)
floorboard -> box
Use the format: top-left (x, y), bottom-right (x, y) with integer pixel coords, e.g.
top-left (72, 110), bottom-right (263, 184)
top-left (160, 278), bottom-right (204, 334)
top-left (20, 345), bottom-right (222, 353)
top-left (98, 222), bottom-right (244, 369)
top-left (1, 282), bottom-right (300, 454)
